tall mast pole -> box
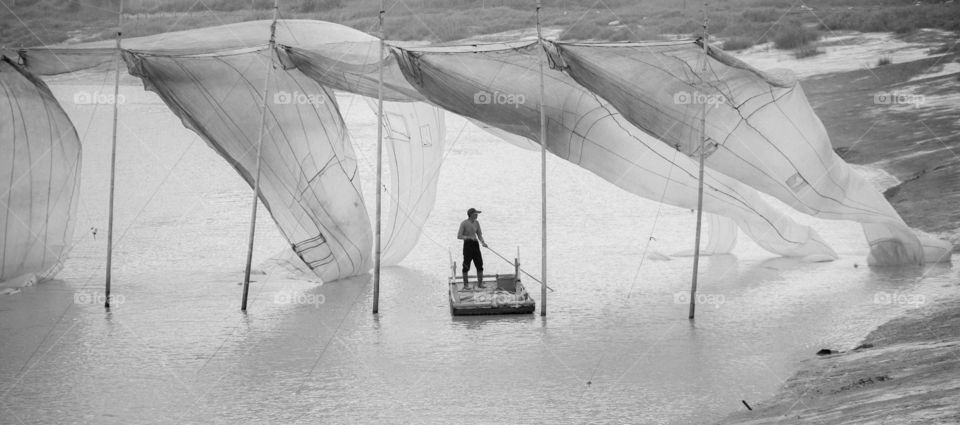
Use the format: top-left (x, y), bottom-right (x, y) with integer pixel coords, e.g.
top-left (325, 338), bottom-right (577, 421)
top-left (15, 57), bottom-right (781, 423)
top-left (536, 0), bottom-right (547, 317)
top-left (104, 0), bottom-right (124, 309)
top-left (372, 0), bottom-right (385, 314)
top-left (688, 6), bottom-right (709, 320)
top-left (241, 0), bottom-right (280, 311)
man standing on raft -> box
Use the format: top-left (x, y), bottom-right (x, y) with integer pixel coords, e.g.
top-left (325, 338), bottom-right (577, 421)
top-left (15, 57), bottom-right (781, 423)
top-left (457, 208), bottom-right (487, 290)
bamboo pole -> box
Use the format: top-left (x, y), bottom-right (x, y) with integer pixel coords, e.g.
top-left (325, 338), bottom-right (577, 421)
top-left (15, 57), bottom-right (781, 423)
top-left (241, 0), bottom-right (279, 311)
top-left (104, 0), bottom-right (123, 309)
top-left (536, 0), bottom-right (547, 317)
top-left (372, 0), bottom-right (385, 314)
top-left (514, 257), bottom-right (519, 282)
top-left (688, 6), bottom-right (709, 320)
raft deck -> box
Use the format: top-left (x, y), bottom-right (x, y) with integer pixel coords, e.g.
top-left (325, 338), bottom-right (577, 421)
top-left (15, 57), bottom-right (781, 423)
top-left (448, 273), bottom-right (535, 316)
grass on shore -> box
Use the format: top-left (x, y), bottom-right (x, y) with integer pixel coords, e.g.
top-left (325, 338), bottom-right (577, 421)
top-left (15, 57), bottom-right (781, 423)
top-left (794, 45), bottom-right (824, 58)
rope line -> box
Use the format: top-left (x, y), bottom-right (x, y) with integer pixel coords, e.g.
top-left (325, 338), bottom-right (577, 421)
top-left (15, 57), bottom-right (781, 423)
top-left (484, 244), bottom-right (555, 292)
top-left (626, 147), bottom-right (681, 299)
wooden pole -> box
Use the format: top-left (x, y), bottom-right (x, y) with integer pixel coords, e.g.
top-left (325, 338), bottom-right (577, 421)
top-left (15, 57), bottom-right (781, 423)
top-left (241, 0), bottom-right (279, 311)
top-left (372, 0), bottom-right (385, 314)
top-left (536, 0), bottom-right (547, 317)
top-left (688, 6), bottom-right (709, 320)
top-left (514, 257), bottom-right (519, 281)
top-left (104, 0), bottom-right (123, 309)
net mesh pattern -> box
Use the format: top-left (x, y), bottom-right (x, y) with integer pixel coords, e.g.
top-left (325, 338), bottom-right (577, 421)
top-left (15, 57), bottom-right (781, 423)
top-left (9, 19), bottom-right (951, 281)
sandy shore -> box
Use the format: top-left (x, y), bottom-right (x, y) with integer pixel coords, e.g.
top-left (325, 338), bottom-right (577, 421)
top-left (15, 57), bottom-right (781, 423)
top-left (718, 294), bottom-right (960, 424)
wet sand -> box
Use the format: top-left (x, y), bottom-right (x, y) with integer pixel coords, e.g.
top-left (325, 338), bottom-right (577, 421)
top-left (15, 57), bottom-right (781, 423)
top-left (718, 295), bottom-right (960, 424)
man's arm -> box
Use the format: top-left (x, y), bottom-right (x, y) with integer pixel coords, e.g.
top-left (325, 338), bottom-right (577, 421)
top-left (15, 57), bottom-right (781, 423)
top-left (477, 222), bottom-right (487, 247)
top-left (457, 221), bottom-right (467, 240)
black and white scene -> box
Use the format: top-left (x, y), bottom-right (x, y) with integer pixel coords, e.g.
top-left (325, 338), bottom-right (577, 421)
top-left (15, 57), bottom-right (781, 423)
top-left (1, 0), bottom-right (959, 423)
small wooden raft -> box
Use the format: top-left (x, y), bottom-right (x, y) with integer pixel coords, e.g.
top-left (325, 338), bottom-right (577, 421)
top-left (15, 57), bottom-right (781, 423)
top-left (448, 258), bottom-right (535, 316)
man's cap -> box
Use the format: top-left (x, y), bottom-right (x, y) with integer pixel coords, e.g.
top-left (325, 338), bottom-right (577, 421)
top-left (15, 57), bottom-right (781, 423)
top-left (467, 208), bottom-right (482, 216)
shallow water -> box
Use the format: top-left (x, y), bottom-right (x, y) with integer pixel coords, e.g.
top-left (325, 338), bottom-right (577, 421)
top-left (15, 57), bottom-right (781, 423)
top-left (1, 81), bottom-right (957, 424)
top-left (733, 30), bottom-right (950, 78)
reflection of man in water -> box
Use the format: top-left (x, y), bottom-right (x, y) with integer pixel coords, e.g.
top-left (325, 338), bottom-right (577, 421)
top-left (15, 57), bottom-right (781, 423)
top-left (457, 208), bottom-right (487, 290)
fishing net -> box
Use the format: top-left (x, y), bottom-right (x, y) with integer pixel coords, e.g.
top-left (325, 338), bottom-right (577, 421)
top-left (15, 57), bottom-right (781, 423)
top-left (0, 57), bottom-right (81, 285)
top-left (392, 42), bottom-right (835, 258)
top-left (367, 98), bottom-right (446, 265)
top-left (12, 19), bottom-right (952, 283)
top-left (18, 21), bottom-right (446, 281)
top-left (123, 47), bottom-right (372, 281)
top-left (672, 214), bottom-right (738, 257)
top-left (552, 40), bottom-right (950, 265)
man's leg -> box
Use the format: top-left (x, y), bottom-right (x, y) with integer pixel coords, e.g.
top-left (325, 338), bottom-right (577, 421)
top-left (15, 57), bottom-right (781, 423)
top-left (476, 253), bottom-right (484, 288)
top-left (462, 249), bottom-right (471, 290)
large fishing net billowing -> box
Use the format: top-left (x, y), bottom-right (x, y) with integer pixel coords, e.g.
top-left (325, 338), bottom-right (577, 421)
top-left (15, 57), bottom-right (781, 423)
top-left (18, 21), bottom-right (445, 281)
top-left (257, 92), bottom-right (447, 277)
top-left (13, 19), bottom-right (952, 282)
top-left (372, 100), bottom-right (445, 265)
top-left (0, 57), bottom-right (81, 285)
top-left (551, 40), bottom-right (951, 265)
top-left (393, 43), bottom-right (835, 259)
top-left (123, 47), bottom-right (372, 281)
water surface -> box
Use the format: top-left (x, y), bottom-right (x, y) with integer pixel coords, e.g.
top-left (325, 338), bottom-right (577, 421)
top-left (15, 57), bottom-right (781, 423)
top-left (0, 82), bottom-right (955, 424)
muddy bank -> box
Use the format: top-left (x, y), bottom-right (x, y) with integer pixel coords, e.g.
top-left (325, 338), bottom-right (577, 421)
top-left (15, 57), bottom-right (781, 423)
top-left (718, 296), bottom-right (960, 424)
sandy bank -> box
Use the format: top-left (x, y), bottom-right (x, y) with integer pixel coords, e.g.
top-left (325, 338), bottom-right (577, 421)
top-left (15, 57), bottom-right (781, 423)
top-left (718, 296), bottom-right (960, 424)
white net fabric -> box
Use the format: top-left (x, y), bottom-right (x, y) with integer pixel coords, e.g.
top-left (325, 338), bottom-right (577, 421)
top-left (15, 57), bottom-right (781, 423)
top-left (393, 43), bottom-right (835, 258)
top-left (1, 57), bottom-right (81, 285)
top-left (12, 19), bottom-right (952, 281)
top-left (124, 48), bottom-right (372, 282)
top-left (553, 40), bottom-right (950, 265)
top-left (369, 99), bottom-right (445, 265)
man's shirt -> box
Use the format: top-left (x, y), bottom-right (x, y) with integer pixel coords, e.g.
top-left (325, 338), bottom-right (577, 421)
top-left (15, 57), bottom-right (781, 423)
top-left (458, 219), bottom-right (482, 242)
